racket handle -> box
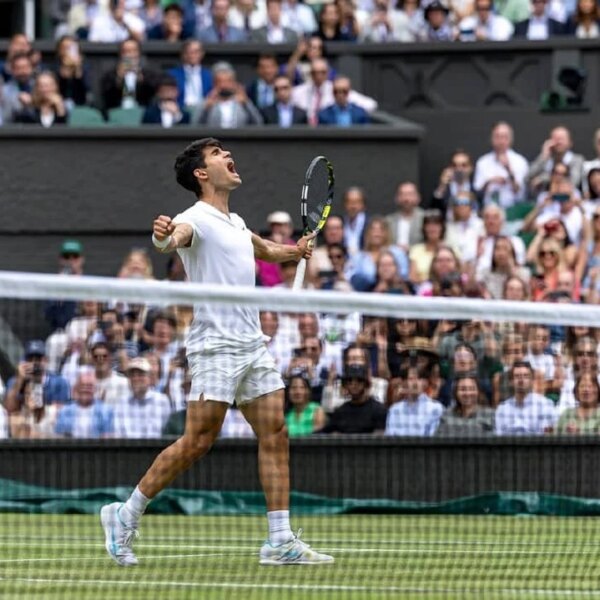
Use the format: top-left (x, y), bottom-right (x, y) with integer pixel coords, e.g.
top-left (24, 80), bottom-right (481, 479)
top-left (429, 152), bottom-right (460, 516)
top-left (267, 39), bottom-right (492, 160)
top-left (293, 258), bottom-right (307, 290)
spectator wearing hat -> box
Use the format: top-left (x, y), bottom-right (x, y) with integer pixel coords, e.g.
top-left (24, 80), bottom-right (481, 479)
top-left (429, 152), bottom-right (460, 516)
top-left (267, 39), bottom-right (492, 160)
top-left (385, 365), bottom-right (443, 436)
top-left (256, 211), bottom-right (296, 287)
top-left (418, 0), bottom-right (455, 41)
top-left (55, 367), bottom-right (114, 439)
top-left (319, 363), bottom-right (388, 433)
top-left (114, 357), bottom-right (172, 438)
top-left (44, 239), bottom-right (84, 333)
top-left (4, 340), bottom-right (71, 417)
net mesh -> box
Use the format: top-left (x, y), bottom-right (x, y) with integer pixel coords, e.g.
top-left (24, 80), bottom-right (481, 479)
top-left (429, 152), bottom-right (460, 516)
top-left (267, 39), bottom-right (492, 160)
top-left (1, 271), bottom-right (600, 599)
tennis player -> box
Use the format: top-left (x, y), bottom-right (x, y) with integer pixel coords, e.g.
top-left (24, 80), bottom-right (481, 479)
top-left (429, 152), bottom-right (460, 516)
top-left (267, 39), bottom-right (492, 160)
top-left (101, 138), bottom-right (333, 566)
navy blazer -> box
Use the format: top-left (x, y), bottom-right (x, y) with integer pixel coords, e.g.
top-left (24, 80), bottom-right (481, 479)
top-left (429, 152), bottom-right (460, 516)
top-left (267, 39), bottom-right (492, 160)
top-left (318, 103), bottom-right (370, 125)
top-left (513, 18), bottom-right (567, 37)
top-left (142, 103), bottom-right (191, 125)
top-left (261, 104), bottom-right (308, 125)
top-left (167, 65), bottom-right (213, 109)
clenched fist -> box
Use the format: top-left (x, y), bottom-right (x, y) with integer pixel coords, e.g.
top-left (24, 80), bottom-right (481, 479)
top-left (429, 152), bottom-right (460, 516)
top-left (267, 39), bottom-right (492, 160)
top-left (153, 215), bottom-right (175, 242)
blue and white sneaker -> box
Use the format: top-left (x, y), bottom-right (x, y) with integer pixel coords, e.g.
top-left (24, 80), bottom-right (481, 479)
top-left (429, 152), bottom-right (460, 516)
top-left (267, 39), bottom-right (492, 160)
top-left (259, 529), bottom-right (334, 566)
top-left (100, 502), bottom-right (139, 566)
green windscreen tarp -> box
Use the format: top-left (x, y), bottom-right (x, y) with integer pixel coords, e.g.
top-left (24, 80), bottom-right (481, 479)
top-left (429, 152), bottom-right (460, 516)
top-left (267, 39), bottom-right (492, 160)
top-left (1, 479), bottom-right (600, 516)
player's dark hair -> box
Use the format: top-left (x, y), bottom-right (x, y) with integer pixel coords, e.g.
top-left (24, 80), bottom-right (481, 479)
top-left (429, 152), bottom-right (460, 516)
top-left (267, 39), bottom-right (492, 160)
top-left (174, 138), bottom-right (223, 197)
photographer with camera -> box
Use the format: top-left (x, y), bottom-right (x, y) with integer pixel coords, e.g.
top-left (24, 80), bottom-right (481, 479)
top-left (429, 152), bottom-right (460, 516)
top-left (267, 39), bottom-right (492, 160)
top-left (527, 126), bottom-right (585, 195)
top-left (5, 340), bottom-right (70, 428)
top-left (196, 62), bottom-right (262, 127)
top-left (100, 38), bottom-right (157, 114)
top-left (142, 75), bottom-right (191, 127)
top-left (473, 122), bottom-right (529, 209)
top-left (431, 150), bottom-right (475, 215)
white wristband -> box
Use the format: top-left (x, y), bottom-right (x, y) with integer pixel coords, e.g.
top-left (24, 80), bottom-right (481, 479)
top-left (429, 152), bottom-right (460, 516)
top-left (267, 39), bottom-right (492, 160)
top-left (152, 234), bottom-right (172, 250)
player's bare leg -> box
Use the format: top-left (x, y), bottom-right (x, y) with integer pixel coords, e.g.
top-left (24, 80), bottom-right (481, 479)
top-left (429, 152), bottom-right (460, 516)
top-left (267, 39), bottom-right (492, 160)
top-left (241, 390), bottom-right (334, 565)
top-left (101, 399), bottom-right (228, 566)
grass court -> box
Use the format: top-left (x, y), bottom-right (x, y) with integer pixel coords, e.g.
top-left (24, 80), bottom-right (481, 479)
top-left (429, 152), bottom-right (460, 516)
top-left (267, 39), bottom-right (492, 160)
top-left (1, 513), bottom-right (599, 599)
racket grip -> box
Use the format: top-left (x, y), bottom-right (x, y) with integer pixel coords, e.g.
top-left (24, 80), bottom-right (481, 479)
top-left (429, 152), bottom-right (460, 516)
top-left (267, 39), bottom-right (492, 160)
top-left (293, 258), bottom-right (307, 290)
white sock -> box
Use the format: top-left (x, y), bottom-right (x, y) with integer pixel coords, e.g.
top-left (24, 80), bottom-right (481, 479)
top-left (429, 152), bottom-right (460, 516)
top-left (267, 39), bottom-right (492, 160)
top-left (121, 486), bottom-right (151, 526)
top-left (267, 510), bottom-right (293, 546)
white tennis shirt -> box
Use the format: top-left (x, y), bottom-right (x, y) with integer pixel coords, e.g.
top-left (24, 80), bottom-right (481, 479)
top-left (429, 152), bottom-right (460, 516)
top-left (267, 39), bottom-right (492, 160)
top-left (173, 200), bottom-right (264, 353)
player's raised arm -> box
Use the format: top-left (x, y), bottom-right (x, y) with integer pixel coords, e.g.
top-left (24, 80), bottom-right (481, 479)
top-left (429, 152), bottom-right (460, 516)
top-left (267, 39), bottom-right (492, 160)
top-left (251, 232), bottom-right (315, 263)
top-left (152, 215), bottom-right (193, 253)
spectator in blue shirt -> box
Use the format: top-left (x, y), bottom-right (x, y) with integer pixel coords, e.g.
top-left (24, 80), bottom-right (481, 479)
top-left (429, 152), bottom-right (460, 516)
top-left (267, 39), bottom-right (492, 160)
top-left (385, 365), bottom-right (443, 436)
top-left (318, 76), bottom-right (370, 126)
top-left (56, 367), bottom-right (114, 438)
top-left (4, 339), bottom-right (71, 416)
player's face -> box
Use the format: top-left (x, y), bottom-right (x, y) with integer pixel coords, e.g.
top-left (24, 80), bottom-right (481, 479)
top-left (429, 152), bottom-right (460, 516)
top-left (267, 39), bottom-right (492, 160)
top-left (202, 145), bottom-right (242, 190)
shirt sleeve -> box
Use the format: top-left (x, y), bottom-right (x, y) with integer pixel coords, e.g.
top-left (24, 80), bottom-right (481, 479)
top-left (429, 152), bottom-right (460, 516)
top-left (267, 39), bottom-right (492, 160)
top-left (172, 210), bottom-right (204, 248)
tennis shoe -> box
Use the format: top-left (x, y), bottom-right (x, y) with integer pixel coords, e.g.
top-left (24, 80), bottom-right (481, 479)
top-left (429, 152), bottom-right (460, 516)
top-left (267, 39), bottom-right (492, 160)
top-left (259, 529), bottom-right (334, 565)
top-left (100, 502), bottom-right (139, 566)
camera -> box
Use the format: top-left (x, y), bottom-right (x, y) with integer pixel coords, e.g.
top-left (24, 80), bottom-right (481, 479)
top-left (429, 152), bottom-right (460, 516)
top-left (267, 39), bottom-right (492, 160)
top-left (218, 88), bottom-right (235, 99)
top-left (551, 193), bottom-right (570, 203)
top-left (32, 364), bottom-right (43, 377)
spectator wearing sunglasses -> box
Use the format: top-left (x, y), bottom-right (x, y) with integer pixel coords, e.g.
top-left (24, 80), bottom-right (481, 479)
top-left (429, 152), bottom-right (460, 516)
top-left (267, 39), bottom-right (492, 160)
top-left (319, 364), bottom-right (388, 433)
top-left (260, 74), bottom-right (307, 126)
top-left (318, 76), bottom-right (370, 126)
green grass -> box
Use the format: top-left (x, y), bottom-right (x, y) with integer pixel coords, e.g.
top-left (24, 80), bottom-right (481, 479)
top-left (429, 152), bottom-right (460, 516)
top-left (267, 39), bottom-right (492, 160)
top-left (1, 513), bottom-right (600, 599)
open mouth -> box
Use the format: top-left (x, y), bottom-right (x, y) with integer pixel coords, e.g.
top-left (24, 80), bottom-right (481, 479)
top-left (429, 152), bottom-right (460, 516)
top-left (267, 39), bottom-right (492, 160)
top-left (227, 160), bottom-right (237, 174)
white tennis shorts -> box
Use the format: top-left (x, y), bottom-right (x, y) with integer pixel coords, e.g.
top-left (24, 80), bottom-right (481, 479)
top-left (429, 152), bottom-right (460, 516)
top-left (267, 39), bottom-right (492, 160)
top-left (187, 343), bottom-right (285, 405)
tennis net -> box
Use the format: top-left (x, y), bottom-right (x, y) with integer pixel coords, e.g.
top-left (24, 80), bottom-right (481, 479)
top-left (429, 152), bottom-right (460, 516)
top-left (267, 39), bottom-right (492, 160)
top-left (1, 270), bottom-right (600, 599)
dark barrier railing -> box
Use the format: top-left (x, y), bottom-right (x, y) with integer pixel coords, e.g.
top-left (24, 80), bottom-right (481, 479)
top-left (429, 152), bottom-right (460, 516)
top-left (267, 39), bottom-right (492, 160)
top-left (0, 125), bottom-right (422, 275)
top-left (1, 436), bottom-right (599, 502)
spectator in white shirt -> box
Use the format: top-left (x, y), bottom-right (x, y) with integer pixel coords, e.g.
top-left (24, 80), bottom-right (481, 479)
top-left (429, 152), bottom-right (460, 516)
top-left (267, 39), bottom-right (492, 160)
top-left (228, 0), bottom-right (267, 33)
top-left (475, 205), bottom-right (527, 276)
top-left (473, 122), bottom-right (529, 209)
top-left (525, 324), bottom-right (563, 396)
top-left (291, 58), bottom-right (377, 126)
top-left (495, 361), bottom-right (557, 435)
top-left (360, 0), bottom-right (415, 41)
top-left (458, 0), bottom-right (514, 40)
top-left (444, 192), bottom-right (485, 266)
top-left (91, 341), bottom-right (131, 407)
top-left (282, 0), bottom-right (317, 35)
top-left (89, 0), bottom-right (145, 42)
top-left (385, 365), bottom-right (443, 436)
top-left (114, 357), bottom-right (172, 439)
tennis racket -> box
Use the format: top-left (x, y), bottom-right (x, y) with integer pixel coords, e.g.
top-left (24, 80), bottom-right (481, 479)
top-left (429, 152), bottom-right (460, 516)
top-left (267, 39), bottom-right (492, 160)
top-left (292, 156), bottom-right (335, 290)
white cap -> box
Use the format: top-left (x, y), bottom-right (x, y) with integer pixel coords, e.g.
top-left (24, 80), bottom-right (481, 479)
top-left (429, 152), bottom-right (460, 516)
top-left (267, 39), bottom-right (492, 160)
top-left (267, 211), bottom-right (293, 225)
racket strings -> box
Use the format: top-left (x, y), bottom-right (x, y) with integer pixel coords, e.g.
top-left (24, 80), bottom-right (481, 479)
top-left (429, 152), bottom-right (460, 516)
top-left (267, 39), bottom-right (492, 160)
top-left (305, 161), bottom-right (332, 232)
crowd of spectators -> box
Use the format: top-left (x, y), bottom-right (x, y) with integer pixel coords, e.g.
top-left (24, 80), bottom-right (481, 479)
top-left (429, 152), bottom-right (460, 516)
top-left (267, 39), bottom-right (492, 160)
top-left (3, 0), bottom-right (600, 126)
top-left (1, 119), bottom-right (600, 439)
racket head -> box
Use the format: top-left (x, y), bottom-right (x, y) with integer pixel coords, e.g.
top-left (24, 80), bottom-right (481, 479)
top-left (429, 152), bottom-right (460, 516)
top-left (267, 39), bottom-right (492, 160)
top-left (300, 155), bottom-right (334, 235)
